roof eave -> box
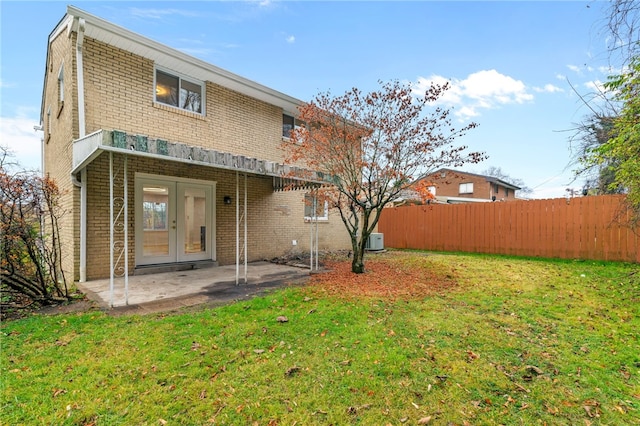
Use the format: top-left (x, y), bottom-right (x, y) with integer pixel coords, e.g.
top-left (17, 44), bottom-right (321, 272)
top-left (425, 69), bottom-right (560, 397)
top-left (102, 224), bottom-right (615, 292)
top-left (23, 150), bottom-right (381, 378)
top-left (65, 5), bottom-right (302, 114)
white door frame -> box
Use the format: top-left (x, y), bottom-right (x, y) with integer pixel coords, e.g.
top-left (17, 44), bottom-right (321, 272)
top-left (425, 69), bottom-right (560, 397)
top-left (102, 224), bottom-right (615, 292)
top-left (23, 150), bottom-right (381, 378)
top-left (135, 173), bottom-right (216, 265)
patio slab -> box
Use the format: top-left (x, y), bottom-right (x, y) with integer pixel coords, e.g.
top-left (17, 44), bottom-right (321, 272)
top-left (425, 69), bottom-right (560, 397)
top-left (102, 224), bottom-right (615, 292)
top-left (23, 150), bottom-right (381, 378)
top-left (76, 261), bottom-right (311, 314)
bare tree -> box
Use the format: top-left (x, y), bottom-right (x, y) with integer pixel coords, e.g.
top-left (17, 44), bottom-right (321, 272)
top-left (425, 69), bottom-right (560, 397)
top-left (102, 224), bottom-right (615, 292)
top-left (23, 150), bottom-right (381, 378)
top-left (480, 166), bottom-right (533, 198)
top-left (606, 0), bottom-right (640, 65)
top-left (1, 146), bottom-right (70, 314)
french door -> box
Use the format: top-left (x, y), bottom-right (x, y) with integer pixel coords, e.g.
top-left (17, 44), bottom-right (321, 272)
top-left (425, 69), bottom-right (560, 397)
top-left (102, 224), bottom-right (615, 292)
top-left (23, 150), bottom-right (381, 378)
top-left (135, 175), bottom-right (215, 265)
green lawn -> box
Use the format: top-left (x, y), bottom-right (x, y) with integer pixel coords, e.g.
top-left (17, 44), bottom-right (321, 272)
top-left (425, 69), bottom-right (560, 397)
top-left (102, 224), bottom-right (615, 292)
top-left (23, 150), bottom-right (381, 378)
top-left (1, 251), bottom-right (639, 425)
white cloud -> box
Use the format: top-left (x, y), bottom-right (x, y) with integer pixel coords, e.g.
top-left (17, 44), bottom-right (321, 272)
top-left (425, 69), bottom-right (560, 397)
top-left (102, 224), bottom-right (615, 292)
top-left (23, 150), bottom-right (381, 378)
top-left (129, 8), bottom-right (200, 20)
top-left (286, 35), bottom-right (295, 44)
top-left (0, 115), bottom-right (42, 171)
top-left (584, 79), bottom-right (606, 93)
top-left (567, 64), bottom-right (581, 74)
top-left (533, 84), bottom-right (564, 93)
top-left (598, 65), bottom-right (616, 74)
top-left (415, 69), bottom-right (533, 120)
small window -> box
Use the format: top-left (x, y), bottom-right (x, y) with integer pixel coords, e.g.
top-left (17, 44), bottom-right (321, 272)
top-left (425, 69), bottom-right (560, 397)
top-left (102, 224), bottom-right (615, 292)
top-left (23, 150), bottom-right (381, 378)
top-left (428, 186), bottom-right (436, 196)
top-left (283, 114), bottom-right (305, 139)
top-left (46, 106), bottom-right (51, 142)
top-left (459, 182), bottom-right (473, 194)
top-left (155, 68), bottom-right (203, 113)
top-left (58, 65), bottom-right (64, 103)
top-left (304, 193), bottom-right (328, 221)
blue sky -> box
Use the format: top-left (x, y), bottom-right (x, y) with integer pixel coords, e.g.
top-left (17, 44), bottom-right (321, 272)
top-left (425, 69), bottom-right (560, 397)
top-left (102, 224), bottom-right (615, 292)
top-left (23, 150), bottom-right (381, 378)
top-left (1, 1), bottom-right (614, 198)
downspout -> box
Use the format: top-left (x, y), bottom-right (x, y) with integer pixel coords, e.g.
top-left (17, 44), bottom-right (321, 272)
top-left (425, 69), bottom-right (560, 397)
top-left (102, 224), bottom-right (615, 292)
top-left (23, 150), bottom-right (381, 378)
top-left (72, 171), bottom-right (87, 282)
top-left (75, 17), bottom-right (86, 138)
top-left (74, 17), bottom-right (87, 282)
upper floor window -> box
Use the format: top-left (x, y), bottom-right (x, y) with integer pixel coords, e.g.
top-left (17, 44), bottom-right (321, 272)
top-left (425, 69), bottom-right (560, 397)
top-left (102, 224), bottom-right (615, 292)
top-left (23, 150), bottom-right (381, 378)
top-left (283, 114), bottom-right (305, 139)
top-left (155, 68), bottom-right (203, 114)
top-left (459, 182), bottom-right (473, 194)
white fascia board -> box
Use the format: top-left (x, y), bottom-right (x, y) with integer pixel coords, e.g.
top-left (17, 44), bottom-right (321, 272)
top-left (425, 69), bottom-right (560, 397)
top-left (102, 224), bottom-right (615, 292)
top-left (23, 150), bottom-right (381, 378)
top-left (66, 5), bottom-right (303, 113)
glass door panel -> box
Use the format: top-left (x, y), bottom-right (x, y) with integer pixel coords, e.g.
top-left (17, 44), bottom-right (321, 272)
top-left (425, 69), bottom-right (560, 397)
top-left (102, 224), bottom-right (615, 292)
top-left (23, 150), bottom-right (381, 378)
top-left (137, 181), bottom-right (177, 265)
top-left (183, 187), bottom-right (206, 254)
top-left (142, 186), bottom-right (170, 256)
top-left (177, 183), bottom-right (211, 262)
top-left (136, 176), bottom-right (213, 266)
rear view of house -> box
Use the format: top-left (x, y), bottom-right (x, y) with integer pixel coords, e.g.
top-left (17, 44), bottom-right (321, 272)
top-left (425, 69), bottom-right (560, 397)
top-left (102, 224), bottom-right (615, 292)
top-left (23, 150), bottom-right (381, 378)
top-left (41, 6), bottom-right (349, 284)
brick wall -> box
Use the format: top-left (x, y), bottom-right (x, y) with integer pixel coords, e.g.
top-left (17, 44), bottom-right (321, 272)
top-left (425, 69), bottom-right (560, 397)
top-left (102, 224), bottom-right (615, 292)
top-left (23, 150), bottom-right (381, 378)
top-left (82, 37), bottom-right (284, 162)
top-left (84, 154), bottom-right (350, 280)
top-left (44, 32), bottom-right (351, 281)
top-left (42, 30), bottom-right (79, 281)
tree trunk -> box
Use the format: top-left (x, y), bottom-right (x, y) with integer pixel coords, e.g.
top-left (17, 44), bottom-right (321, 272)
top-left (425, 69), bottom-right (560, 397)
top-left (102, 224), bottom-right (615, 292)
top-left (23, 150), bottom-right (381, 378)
top-left (351, 237), bottom-right (366, 274)
top-left (351, 250), bottom-right (365, 273)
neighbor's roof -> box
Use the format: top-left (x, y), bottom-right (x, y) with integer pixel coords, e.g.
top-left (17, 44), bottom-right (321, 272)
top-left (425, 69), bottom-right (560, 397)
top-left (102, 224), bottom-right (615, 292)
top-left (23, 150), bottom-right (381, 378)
top-left (41, 5), bottom-right (303, 121)
top-left (426, 168), bottom-right (522, 191)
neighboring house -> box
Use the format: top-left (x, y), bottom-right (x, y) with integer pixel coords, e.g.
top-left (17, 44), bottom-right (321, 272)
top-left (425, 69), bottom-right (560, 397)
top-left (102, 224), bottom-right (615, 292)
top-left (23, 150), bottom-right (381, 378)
top-left (412, 168), bottom-right (522, 204)
top-left (40, 6), bottom-right (350, 283)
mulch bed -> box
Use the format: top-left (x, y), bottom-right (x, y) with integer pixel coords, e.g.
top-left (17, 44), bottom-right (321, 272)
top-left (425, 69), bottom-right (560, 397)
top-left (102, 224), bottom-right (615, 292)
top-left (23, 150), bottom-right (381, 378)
top-left (306, 251), bottom-right (458, 301)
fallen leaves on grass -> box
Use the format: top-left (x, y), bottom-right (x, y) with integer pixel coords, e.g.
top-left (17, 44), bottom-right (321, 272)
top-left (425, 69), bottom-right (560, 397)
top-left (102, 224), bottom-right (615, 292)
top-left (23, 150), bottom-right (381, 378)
top-left (307, 253), bottom-right (457, 300)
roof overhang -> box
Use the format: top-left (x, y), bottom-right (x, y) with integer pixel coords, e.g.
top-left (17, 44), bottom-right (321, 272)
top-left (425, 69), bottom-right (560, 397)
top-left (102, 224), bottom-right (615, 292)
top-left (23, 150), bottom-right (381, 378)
top-left (436, 195), bottom-right (492, 204)
top-left (58, 6), bottom-right (302, 116)
top-left (72, 130), bottom-right (332, 191)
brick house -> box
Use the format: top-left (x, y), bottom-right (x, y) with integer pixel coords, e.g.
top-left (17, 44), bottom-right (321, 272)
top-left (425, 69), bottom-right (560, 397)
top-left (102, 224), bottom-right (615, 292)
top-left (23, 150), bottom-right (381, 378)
top-left (40, 6), bottom-right (350, 284)
top-left (416, 168), bottom-right (521, 203)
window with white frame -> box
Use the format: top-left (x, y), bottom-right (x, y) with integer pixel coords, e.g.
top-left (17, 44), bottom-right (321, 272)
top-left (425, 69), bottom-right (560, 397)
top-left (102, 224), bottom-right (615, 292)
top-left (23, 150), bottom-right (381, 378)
top-left (58, 64), bottom-right (64, 103)
top-left (155, 68), bottom-right (203, 113)
top-left (46, 106), bottom-right (51, 142)
top-left (428, 186), bottom-right (436, 196)
top-left (304, 193), bottom-right (328, 221)
top-left (282, 114), bottom-right (305, 139)
top-left (459, 182), bottom-right (473, 194)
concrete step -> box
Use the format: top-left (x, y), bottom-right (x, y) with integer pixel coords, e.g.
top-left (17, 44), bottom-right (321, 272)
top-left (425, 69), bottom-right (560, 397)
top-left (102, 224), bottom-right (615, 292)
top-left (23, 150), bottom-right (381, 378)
top-left (134, 260), bottom-right (218, 276)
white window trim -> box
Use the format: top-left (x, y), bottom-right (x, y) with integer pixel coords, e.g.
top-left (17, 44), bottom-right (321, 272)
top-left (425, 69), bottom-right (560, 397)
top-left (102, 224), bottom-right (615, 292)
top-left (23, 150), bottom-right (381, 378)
top-left (46, 106), bottom-right (52, 139)
top-left (58, 63), bottom-right (64, 103)
top-left (154, 66), bottom-right (206, 115)
top-left (459, 182), bottom-right (473, 194)
top-left (282, 113), bottom-right (305, 140)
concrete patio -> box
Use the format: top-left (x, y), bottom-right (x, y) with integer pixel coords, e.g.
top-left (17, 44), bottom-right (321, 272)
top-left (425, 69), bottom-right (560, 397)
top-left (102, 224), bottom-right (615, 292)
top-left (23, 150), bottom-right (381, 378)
top-left (76, 261), bottom-right (311, 315)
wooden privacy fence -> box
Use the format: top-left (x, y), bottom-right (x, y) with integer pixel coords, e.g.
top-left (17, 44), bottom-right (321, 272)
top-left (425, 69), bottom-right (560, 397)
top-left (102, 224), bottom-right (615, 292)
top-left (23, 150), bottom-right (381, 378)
top-left (378, 195), bottom-right (639, 263)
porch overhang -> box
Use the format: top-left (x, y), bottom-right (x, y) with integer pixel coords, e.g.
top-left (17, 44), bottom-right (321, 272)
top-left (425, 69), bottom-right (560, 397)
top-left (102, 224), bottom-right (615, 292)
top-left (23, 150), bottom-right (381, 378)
top-left (71, 129), bottom-right (332, 190)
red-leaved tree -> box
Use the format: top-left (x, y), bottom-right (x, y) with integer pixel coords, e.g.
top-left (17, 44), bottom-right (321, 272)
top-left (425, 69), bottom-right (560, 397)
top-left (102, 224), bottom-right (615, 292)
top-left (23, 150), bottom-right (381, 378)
top-left (284, 80), bottom-right (486, 273)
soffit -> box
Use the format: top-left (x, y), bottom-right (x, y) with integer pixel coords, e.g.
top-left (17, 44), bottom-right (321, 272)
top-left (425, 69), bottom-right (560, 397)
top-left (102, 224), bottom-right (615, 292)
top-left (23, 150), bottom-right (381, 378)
top-left (65, 6), bottom-right (302, 115)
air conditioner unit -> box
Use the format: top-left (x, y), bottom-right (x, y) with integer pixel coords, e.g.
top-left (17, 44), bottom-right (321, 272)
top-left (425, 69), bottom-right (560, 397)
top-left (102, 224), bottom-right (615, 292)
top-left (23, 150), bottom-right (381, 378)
top-left (366, 233), bottom-right (384, 251)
